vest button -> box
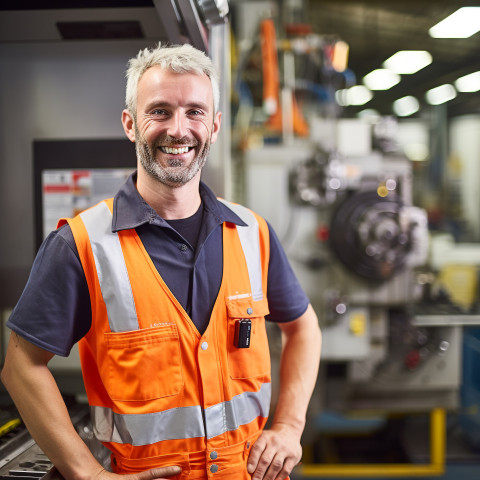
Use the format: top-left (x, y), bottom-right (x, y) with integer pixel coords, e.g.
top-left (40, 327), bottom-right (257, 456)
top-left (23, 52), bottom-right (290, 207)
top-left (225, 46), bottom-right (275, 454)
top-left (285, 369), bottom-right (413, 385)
top-left (210, 451), bottom-right (218, 460)
top-left (247, 307), bottom-right (253, 315)
top-left (180, 243), bottom-right (188, 251)
top-left (210, 464), bottom-right (219, 473)
top-left (201, 341), bottom-right (208, 350)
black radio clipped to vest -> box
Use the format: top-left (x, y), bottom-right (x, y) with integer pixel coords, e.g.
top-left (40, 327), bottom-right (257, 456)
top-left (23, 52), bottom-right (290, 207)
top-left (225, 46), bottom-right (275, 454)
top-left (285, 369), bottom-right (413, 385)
top-left (234, 319), bottom-right (251, 348)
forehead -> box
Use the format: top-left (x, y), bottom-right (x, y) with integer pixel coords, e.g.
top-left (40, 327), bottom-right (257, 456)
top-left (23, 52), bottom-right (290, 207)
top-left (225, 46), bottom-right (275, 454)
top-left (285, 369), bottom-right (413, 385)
top-left (137, 66), bottom-right (213, 109)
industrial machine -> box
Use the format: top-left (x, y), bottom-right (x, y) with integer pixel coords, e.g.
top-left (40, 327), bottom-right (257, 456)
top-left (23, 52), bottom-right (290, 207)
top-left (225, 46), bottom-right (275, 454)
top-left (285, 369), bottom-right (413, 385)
top-left (233, 3), bottom-right (468, 425)
top-left (0, 404), bottom-right (109, 480)
top-left (241, 120), bottom-right (467, 474)
top-left (243, 120), bottom-right (465, 412)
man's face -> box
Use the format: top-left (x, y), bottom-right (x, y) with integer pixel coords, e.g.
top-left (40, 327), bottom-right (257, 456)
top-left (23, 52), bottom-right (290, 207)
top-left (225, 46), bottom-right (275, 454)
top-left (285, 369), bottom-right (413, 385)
top-left (127, 67), bottom-right (221, 188)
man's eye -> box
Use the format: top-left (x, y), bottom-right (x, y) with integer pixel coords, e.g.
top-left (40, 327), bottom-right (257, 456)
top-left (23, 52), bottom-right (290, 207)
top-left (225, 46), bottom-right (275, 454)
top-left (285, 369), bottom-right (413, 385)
top-left (152, 109), bottom-right (167, 115)
top-left (189, 110), bottom-right (203, 116)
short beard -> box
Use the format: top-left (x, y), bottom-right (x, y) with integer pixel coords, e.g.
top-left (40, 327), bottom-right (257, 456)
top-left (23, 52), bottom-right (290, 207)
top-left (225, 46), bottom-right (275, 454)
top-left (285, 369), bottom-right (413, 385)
top-left (135, 127), bottom-right (210, 188)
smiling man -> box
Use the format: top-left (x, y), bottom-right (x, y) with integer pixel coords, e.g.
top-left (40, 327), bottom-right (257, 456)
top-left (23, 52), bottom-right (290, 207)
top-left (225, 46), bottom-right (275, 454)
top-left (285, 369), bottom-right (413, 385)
top-left (128, 65), bottom-right (220, 190)
top-left (2, 43), bottom-right (321, 480)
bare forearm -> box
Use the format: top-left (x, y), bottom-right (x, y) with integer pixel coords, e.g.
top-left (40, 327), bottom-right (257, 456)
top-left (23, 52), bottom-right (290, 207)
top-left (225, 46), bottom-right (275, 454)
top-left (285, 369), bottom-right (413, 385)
top-left (246, 305), bottom-right (321, 479)
top-left (273, 304), bottom-right (322, 436)
top-left (1, 335), bottom-right (103, 480)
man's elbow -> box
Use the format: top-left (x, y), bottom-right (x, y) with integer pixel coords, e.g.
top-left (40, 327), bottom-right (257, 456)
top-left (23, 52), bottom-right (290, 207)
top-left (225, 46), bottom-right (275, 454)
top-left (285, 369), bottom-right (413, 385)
top-left (1, 357), bottom-right (15, 391)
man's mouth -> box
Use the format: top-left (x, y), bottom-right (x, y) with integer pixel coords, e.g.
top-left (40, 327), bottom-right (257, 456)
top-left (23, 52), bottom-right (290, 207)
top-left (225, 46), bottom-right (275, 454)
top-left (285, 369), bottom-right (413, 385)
top-left (159, 146), bottom-right (193, 155)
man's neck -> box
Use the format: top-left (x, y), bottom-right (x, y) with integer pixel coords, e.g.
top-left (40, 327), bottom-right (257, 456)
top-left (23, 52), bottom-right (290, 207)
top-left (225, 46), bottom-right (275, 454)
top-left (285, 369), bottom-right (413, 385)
top-left (136, 169), bottom-right (202, 220)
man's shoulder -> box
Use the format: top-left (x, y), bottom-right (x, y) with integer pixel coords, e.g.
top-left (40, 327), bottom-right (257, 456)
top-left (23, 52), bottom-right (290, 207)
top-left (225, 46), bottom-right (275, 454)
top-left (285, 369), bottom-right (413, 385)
top-left (44, 223), bottom-right (79, 259)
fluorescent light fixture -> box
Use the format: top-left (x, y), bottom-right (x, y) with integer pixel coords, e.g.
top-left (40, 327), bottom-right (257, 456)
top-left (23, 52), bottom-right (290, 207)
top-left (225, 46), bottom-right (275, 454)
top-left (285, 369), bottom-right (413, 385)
top-left (383, 51), bottom-right (432, 74)
top-left (335, 89), bottom-right (349, 106)
top-left (347, 85), bottom-right (373, 106)
top-left (429, 7), bottom-right (480, 38)
top-left (335, 86), bottom-right (373, 106)
top-left (425, 84), bottom-right (457, 105)
top-left (363, 69), bottom-right (401, 90)
top-left (455, 71), bottom-right (480, 92)
top-left (393, 96), bottom-right (419, 117)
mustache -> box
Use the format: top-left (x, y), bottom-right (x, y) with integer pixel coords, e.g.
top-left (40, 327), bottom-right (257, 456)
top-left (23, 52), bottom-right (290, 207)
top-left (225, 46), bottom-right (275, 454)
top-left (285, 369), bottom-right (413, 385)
top-left (153, 135), bottom-right (199, 148)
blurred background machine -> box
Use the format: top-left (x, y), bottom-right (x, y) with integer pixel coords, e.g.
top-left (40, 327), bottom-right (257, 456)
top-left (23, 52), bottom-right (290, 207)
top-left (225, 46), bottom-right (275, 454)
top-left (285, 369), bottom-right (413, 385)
top-left (241, 106), bottom-right (469, 478)
top-left (242, 125), bottom-right (462, 413)
top-left (230, 1), bottom-right (480, 474)
top-left (236, 4), bottom-right (461, 414)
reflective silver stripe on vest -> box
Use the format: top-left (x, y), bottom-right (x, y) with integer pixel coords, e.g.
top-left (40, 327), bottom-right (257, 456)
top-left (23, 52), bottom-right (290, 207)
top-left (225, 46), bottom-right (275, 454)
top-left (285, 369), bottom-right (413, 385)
top-left (205, 382), bottom-right (271, 439)
top-left (91, 404), bottom-right (205, 445)
top-left (218, 199), bottom-right (264, 302)
top-left (80, 202), bottom-right (139, 332)
top-left (91, 383), bottom-right (271, 445)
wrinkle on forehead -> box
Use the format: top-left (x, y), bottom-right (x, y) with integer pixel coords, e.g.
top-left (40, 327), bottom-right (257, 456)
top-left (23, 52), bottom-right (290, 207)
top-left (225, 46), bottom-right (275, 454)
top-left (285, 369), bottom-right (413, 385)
top-left (137, 68), bottom-right (214, 112)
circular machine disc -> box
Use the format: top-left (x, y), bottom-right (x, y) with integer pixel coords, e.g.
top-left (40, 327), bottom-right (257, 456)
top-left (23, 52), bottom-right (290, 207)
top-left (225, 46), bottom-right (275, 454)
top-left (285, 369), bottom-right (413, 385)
top-left (329, 190), bottom-right (412, 282)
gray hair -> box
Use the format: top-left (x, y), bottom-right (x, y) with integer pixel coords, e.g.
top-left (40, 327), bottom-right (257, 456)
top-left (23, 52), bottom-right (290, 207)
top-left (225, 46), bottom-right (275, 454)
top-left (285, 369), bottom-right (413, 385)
top-left (125, 43), bottom-right (220, 119)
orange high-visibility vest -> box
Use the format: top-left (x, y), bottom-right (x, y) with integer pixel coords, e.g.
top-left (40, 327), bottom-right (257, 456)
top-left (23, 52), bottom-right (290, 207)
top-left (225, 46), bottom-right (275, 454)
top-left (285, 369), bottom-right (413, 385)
top-left (60, 197), bottom-right (272, 478)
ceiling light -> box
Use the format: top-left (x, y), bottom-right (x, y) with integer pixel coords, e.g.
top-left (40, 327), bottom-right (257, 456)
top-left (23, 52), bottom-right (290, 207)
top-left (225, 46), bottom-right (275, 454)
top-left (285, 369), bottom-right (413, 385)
top-left (383, 51), bottom-right (432, 74)
top-left (347, 85), bottom-right (373, 106)
top-left (335, 89), bottom-right (349, 106)
top-left (455, 71), bottom-right (480, 92)
top-left (425, 84), bottom-right (457, 105)
top-left (393, 96), bottom-right (419, 117)
top-left (429, 7), bottom-right (480, 38)
top-left (363, 69), bottom-right (401, 90)
top-left (335, 86), bottom-right (373, 106)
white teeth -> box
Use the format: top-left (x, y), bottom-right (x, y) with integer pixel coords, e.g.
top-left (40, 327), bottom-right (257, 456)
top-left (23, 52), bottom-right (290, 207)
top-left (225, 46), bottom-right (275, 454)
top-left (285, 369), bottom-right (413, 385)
top-left (161, 146), bottom-right (190, 154)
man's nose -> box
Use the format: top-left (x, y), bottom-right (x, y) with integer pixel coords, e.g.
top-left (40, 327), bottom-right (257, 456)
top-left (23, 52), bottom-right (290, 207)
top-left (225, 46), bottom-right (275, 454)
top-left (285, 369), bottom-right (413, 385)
top-left (166, 111), bottom-right (188, 139)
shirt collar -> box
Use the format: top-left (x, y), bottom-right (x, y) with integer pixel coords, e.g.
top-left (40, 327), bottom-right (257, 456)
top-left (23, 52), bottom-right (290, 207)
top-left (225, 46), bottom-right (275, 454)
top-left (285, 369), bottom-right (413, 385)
top-left (112, 171), bottom-right (246, 232)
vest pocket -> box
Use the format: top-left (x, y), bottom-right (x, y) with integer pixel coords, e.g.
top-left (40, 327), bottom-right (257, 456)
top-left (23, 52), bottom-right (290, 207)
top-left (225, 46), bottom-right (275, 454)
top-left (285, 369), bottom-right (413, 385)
top-left (104, 324), bottom-right (183, 401)
top-left (226, 298), bottom-right (271, 379)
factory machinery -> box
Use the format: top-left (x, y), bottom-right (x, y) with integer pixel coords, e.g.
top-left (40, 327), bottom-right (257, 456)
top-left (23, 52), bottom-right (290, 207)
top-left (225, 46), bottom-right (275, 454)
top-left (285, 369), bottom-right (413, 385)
top-left (231, 4), bottom-right (480, 472)
top-left (0, 404), bottom-right (110, 480)
top-left (243, 130), bottom-right (472, 476)
top-left (244, 127), bottom-right (464, 407)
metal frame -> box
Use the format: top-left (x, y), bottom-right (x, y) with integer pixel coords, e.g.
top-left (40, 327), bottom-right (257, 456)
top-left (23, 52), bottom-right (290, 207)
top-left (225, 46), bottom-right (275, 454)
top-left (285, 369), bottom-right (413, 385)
top-left (153, 0), bottom-right (209, 52)
top-left (153, 0), bottom-right (184, 45)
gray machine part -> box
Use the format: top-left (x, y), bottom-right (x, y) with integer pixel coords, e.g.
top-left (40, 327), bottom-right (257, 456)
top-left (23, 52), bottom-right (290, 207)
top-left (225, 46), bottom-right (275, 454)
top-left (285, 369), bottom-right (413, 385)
top-left (244, 142), bottom-right (460, 412)
top-left (0, 406), bottom-right (110, 480)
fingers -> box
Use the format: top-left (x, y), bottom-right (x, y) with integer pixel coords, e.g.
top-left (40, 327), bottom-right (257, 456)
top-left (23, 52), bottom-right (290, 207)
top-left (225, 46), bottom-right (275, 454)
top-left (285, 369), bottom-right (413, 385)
top-left (247, 431), bottom-right (302, 480)
top-left (261, 454), bottom-right (287, 480)
top-left (134, 466), bottom-right (182, 480)
top-left (274, 455), bottom-right (298, 480)
top-left (250, 452), bottom-right (289, 480)
top-left (247, 436), bottom-right (266, 476)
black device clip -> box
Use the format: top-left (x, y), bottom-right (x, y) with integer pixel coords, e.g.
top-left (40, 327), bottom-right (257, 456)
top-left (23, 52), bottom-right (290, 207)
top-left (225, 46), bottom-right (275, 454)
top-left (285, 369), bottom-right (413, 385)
top-left (234, 319), bottom-right (251, 348)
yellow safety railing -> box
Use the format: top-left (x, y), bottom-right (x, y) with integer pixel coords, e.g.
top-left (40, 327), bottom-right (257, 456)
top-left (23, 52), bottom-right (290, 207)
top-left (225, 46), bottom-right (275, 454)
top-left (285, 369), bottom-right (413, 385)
top-left (298, 408), bottom-right (446, 477)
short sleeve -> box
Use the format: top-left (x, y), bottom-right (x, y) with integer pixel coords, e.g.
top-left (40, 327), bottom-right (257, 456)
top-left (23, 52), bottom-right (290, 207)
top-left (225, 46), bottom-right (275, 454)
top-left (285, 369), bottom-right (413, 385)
top-left (265, 222), bottom-right (310, 322)
top-left (6, 225), bottom-right (92, 357)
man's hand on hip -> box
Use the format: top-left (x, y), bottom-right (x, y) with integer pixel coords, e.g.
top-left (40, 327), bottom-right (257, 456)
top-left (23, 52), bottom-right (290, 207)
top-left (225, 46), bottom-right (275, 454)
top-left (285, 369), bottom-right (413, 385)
top-left (247, 425), bottom-right (302, 480)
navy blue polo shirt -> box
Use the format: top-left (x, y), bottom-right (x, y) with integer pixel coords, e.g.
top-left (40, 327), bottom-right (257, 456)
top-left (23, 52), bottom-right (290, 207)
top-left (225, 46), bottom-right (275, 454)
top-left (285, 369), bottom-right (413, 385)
top-left (7, 173), bottom-right (309, 357)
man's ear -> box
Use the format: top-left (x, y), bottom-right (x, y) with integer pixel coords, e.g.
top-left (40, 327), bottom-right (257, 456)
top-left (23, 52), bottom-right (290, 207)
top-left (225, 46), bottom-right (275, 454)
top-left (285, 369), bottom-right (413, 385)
top-left (121, 109), bottom-right (136, 143)
top-left (210, 111), bottom-right (222, 145)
